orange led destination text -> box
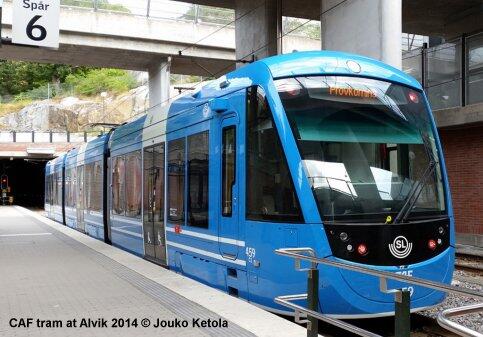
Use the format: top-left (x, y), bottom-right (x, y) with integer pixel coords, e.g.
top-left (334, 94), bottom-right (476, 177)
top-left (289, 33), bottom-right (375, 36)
top-left (329, 87), bottom-right (376, 98)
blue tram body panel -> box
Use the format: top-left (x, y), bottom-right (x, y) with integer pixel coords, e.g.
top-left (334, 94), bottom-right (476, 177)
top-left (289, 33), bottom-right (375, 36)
top-left (45, 51), bottom-right (454, 318)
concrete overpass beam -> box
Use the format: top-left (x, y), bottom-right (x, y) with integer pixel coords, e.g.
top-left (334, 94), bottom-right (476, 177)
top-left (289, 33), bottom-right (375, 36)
top-left (235, 0), bottom-right (282, 65)
top-left (321, 0), bottom-right (402, 69)
top-left (148, 58), bottom-right (171, 113)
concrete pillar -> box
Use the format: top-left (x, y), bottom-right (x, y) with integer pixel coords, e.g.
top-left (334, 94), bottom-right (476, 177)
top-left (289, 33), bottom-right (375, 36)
top-left (321, 0), bottom-right (402, 69)
top-left (148, 58), bottom-right (171, 113)
top-left (235, 0), bottom-right (282, 65)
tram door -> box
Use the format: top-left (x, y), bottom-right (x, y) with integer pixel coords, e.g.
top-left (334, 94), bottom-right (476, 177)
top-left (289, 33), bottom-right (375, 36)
top-left (76, 165), bottom-right (85, 231)
top-left (219, 116), bottom-right (240, 259)
top-left (143, 143), bottom-right (167, 265)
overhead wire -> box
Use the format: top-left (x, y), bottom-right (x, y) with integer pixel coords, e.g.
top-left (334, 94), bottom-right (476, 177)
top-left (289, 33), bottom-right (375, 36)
top-left (113, 0), bottom-right (352, 126)
top-left (101, 0), bottom-right (269, 125)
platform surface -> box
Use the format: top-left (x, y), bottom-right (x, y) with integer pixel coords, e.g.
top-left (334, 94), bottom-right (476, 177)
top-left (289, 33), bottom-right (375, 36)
top-left (0, 206), bottom-right (308, 337)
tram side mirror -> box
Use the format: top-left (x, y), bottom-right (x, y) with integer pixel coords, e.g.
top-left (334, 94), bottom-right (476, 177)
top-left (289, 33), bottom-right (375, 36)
top-left (209, 98), bottom-right (230, 113)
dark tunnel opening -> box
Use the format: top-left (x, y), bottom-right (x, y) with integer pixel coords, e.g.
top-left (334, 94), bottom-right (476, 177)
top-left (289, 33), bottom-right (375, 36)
top-left (0, 158), bottom-right (47, 208)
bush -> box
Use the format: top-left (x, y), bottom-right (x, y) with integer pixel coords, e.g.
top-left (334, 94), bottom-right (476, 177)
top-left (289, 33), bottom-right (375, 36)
top-left (65, 69), bottom-right (137, 96)
top-left (0, 99), bottom-right (33, 117)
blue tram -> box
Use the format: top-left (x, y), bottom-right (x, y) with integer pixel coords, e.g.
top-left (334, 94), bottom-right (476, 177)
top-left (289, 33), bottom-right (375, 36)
top-left (45, 51), bottom-right (454, 317)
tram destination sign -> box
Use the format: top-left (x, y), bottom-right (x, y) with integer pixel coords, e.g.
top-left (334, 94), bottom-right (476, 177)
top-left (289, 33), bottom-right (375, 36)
top-left (12, 0), bottom-right (60, 48)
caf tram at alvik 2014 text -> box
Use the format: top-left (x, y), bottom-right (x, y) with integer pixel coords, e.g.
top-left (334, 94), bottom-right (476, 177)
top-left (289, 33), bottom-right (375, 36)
top-left (45, 51), bottom-right (454, 317)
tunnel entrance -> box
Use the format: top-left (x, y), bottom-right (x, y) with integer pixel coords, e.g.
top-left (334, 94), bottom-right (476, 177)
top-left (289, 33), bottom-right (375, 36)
top-left (0, 158), bottom-right (47, 208)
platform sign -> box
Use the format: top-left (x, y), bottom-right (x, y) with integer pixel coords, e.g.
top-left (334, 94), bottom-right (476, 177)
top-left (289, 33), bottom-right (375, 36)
top-left (12, 0), bottom-right (60, 48)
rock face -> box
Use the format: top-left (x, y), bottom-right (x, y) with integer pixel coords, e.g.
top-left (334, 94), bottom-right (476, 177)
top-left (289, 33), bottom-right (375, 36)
top-left (0, 86), bottom-right (149, 132)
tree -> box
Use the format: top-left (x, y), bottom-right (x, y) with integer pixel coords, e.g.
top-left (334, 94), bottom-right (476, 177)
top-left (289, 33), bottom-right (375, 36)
top-left (283, 18), bottom-right (321, 40)
top-left (182, 5), bottom-right (234, 25)
top-left (0, 61), bottom-right (89, 96)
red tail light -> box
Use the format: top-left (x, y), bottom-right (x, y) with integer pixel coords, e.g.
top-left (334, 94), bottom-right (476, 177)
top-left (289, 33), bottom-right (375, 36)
top-left (357, 244), bottom-right (368, 256)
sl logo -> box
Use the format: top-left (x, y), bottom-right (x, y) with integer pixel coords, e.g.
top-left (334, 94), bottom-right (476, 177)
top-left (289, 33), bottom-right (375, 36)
top-left (389, 236), bottom-right (413, 259)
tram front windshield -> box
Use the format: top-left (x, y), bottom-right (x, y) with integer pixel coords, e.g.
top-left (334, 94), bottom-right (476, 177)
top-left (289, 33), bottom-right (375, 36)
top-left (275, 76), bottom-right (446, 223)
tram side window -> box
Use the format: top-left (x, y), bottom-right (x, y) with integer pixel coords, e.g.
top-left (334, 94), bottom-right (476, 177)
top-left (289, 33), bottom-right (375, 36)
top-left (93, 161), bottom-right (103, 211)
top-left (246, 86), bottom-right (303, 222)
top-left (52, 173), bottom-right (56, 206)
top-left (56, 171), bottom-right (62, 207)
top-left (112, 156), bottom-right (126, 215)
top-left (71, 168), bottom-right (77, 207)
top-left (68, 167), bottom-right (77, 208)
top-left (125, 150), bottom-right (142, 218)
top-left (45, 175), bottom-right (51, 205)
top-left (168, 138), bottom-right (185, 225)
top-left (65, 168), bottom-right (72, 207)
top-left (187, 131), bottom-right (209, 228)
top-left (85, 161), bottom-right (102, 212)
top-left (222, 126), bottom-right (236, 217)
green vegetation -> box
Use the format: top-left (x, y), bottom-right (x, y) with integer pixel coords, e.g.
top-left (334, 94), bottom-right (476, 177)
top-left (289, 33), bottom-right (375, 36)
top-left (0, 60), bottom-right (137, 115)
top-left (0, 61), bottom-right (88, 97)
top-left (65, 69), bottom-right (137, 96)
top-left (182, 5), bottom-right (234, 25)
top-left (0, 100), bottom-right (33, 117)
top-left (61, 0), bottom-right (130, 13)
top-left (283, 19), bottom-right (321, 39)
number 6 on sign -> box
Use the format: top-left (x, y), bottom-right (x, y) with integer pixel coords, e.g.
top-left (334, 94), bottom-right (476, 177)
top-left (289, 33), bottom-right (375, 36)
top-left (27, 15), bottom-right (47, 41)
top-left (12, 0), bottom-right (60, 48)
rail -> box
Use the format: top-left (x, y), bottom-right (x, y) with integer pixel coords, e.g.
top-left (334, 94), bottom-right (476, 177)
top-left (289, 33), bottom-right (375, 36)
top-left (274, 247), bottom-right (483, 337)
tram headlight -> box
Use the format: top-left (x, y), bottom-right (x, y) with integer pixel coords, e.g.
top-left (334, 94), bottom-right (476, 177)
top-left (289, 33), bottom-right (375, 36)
top-left (438, 226), bottom-right (445, 235)
top-left (339, 232), bottom-right (349, 242)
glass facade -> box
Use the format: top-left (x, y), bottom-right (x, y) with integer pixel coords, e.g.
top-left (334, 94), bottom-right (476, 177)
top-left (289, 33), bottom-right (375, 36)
top-left (402, 32), bottom-right (483, 111)
top-left (426, 41), bottom-right (462, 110)
top-left (467, 32), bottom-right (483, 105)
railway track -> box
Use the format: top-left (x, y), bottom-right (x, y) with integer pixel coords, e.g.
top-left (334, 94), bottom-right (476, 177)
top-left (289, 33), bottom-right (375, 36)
top-left (455, 253), bottom-right (483, 274)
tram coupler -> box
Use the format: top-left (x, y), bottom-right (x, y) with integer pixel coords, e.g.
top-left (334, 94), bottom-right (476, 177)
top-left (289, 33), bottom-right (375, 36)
top-left (307, 268), bottom-right (319, 337)
top-left (394, 289), bottom-right (411, 337)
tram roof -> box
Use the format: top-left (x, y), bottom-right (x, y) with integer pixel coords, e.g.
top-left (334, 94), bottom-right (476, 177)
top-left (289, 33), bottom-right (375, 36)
top-left (168, 50), bottom-right (422, 116)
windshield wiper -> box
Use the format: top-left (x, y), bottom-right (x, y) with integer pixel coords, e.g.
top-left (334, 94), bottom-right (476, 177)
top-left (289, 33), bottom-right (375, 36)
top-left (393, 133), bottom-right (438, 224)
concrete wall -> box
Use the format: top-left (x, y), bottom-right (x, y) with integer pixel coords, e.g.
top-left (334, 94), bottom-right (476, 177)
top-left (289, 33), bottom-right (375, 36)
top-left (0, 2), bottom-right (235, 74)
top-left (234, 0), bottom-right (281, 63)
top-left (321, 0), bottom-right (402, 69)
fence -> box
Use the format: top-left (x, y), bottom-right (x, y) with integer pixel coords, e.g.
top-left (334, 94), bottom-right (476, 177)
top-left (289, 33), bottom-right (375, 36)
top-left (60, 0), bottom-right (235, 25)
top-left (0, 131), bottom-right (100, 143)
top-left (402, 31), bottom-right (483, 111)
top-left (0, 83), bottom-right (75, 105)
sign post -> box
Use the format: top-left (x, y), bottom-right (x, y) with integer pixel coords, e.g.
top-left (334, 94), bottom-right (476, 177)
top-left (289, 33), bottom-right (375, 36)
top-left (12, 0), bottom-right (60, 48)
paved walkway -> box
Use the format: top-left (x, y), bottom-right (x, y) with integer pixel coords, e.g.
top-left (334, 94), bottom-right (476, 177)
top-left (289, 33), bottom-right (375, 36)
top-left (0, 206), bottom-right (307, 337)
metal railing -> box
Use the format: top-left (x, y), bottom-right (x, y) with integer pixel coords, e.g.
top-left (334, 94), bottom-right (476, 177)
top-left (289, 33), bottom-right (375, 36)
top-left (274, 247), bottom-right (483, 337)
top-left (0, 131), bottom-right (98, 143)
